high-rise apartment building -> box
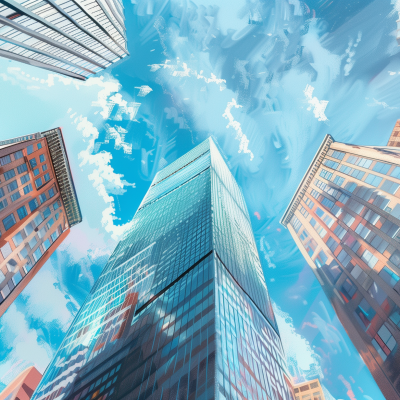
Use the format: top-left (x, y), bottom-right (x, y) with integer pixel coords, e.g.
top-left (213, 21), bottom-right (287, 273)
top-left (31, 138), bottom-right (294, 400)
top-left (388, 120), bottom-right (400, 148)
top-left (0, 367), bottom-right (42, 400)
top-left (0, 128), bottom-right (81, 317)
top-left (281, 134), bottom-right (400, 399)
top-left (0, 0), bottom-right (128, 80)
top-left (293, 379), bottom-right (325, 400)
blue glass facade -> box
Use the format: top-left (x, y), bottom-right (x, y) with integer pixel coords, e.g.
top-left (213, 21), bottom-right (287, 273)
top-left (31, 138), bottom-right (293, 400)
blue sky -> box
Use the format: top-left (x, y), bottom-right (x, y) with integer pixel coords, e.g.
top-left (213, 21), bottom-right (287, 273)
top-left (1, 0), bottom-right (400, 398)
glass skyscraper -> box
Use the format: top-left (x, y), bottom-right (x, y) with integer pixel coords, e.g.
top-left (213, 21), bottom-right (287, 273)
top-left (0, 0), bottom-right (128, 80)
top-left (32, 138), bottom-right (293, 400)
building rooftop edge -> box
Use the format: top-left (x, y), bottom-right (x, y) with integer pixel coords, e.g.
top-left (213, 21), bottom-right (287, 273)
top-left (40, 128), bottom-right (82, 227)
top-left (280, 134), bottom-right (334, 227)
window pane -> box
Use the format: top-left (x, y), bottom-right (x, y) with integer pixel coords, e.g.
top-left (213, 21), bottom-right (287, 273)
top-left (28, 198), bottom-right (39, 212)
top-left (3, 213), bottom-right (16, 231)
top-left (17, 206), bottom-right (28, 220)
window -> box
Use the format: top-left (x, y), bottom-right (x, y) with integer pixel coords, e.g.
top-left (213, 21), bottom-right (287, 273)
top-left (0, 187), bottom-right (4, 198)
top-left (3, 214), bottom-right (16, 231)
top-left (365, 174), bottom-right (383, 187)
top-left (51, 231), bottom-right (59, 241)
top-left (355, 223), bottom-right (371, 239)
top-left (39, 193), bottom-right (47, 204)
top-left (17, 163), bottom-right (28, 174)
top-left (372, 324), bottom-right (397, 361)
top-left (24, 222), bottom-right (34, 237)
top-left (20, 174), bottom-right (30, 184)
top-left (321, 197), bottom-right (334, 209)
top-left (7, 180), bottom-right (18, 192)
top-left (39, 154), bottom-right (45, 163)
top-left (334, 224), bottom-right (346, 239)
top-left (364, 209), bottom-right (380, 225)
top-left (27, 145), bottom-right (33, 155)
top-left (381, 220), bottom-right (400, 238)
top-left (37, 143), bottom-right (42, 149)
top-left (341, 278), bottom-right (357, 301)
top-left (42, 164), bottom-right (48, 172)
top-left (28, 198), bottom-right (39, 212)
top-left (10, 192), bottom-right (20, 202)
top-left (12, 232), bottom-right (23, 247)
top-left (299, 206), bottom-right (309, 218)
top-left (29, 236), bottom-right (37, 249)
top-left (23, 184), bottom-right (33, 195)
top-left (373, 162), bottom-right (391, 174)
top-left (34, 214), bottom-right (43, 226)
top-left (379, 267), bottom-right (400, 287)
top-left (0, 199), bottom-right (7, 211)
top-left (355, 298), bottom-right (376, 330)
top-left (390, 166), bottom-right (400, 179)
top-left (323, 214), bottom-right (334, 228)
top-left (29, 158), bottom-right (37, 168)
top-left (340, 165), bottom-right (365, 180)
top-left (315, 251), bottom-right (328, 268)
top-left (326, 262), bottom-right (342, 282)
top-left (320, 169), bottom-right (332, 180)
top-left (338, 249), bottom-right (352, 268)
top-left (323, 159), bottom-right (339, 169)
top-left (38, 227), bottom-right (46, 239)
top-left (35, 178), bottom-right (43, 188)
top-left (345, 182), bottom-right (357, 193)
top-left (333, 175), bottom-right (345, 186)
top-left (380, 180), bottom-right (399, 195)
top-left (43, 239), bottom-right (51, 251)
top-left (327, 150), bottom-right (345, 160)
top-left (368, 234), bottom-right (389, 254)
top-left (47, 218), bottom-right (54, 229)
top-left (361, 249), bottom-right (379, 268)
top-left (33, 168), bottom-right (40, 176)
top-left (53, 201), bottom-right (60, 210)
top-left (327, 237), bottom-right (339, 252)
top-left (14, 150), bottom-right (23, 160)
top-left (316, 207), bottom-right (324, 218)
top-left (347, 155), bottom-right (372, 168)
top-left (4, 169), bottom-right (15, 181)
top-left (55, 212), bottom-right (59, 220)
top-left (49, 188), bottom-right (55, 198)
top-left (44, 173), bottom-right (50, 182)
top-left (305, 197), bottom-right (314, 209)
top-left (343, 213), bottom-right (355, 227)
top-left (43, 207), bottom-right (51, 219)
top-left (33, 247), bottom-right (42, 262)
top-left (350, 265), bottom-right (367, 285)
top-left (12, 271), bottom-right (22, 286)
top-left (0, 155), bottom-right (11, 166)
top-left (16, 205), bottom-right (28, 220)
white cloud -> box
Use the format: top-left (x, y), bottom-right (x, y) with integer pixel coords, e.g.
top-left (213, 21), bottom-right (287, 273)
top-left (0, 304), bottom-right (52, 385)
top-left (274, 304), bottom-right (322, 377)
top-left (367, 97), bottom-right (398, 110)
top-left (76, 117), bottom-right (135, 240)
top-left (222, 98), bottom-right (254, 161)
top-left (344, 32), bottom-right (362, 76)
top-left (105, 124), bottom-right (132, 154)
top-left (260, 236), bottom-right (276, 269)
top-left (135, 85), bottom-right (153, 97)
top-left (304, 84), bottom-right (329, 121)
top-left (149, 58), bottom-right (226, 89)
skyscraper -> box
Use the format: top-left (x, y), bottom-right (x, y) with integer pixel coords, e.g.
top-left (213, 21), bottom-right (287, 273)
top-left (31, 138), bottom-right (293, 400)
top-left (0, 0), bottom-right (128, 80)
top-left (0, 128), bottom-right (82, 317)
top-left (281, 134), bottom-right (400, 399)
top-left (0, 366), bottom-right (42, 400)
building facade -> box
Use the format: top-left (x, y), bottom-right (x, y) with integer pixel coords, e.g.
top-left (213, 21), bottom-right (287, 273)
top-left (0, 128), bottom-right (82, 317)
top-left (281, 135), bottom-right (400, 399)
top-left (31, 138), bottom-right (294, 400)
top-left (293, 379), bottom-right (325, 400)
top-left (0, 367), bottom-right (42, 400)
top-left (0, 0), bottom-right (128, 80)
top-left (388, 120), bottom-right (400, 148)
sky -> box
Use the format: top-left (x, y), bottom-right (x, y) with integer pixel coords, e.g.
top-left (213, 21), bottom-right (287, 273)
top-left (1, 0), bottom-right (400, 399)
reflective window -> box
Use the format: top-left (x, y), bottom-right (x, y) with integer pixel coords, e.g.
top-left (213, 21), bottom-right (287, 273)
top-left (44, 173), bottom-right (50, 182)
top-left (327, 150), bottom-right (345, 160)
top-left (347, 156), bottom-right (372, 169)
top-left (361, 249), bottom-right (379, 268)
top-left (320, 169), bottom-right (332, 180)
top-left (390, 166), bottom-right (400, 179)
top-left (365, 174), bottom-right (383, 187)
top-left (21, 173), bottom-right (30, 184)
top-left (12, 232), bottom-right (23, 247)
top-left (0, 155), bottom-right (11, 166)
top-left (17, 163), bottom-right (28, 174)
top-left (341, 278), bottom-right (357, 301)
top-left (17, 206), bottom-right (28, 220)
top-left (14, 151), bottom-right (23, 160)
top-left (7, 180), bottom-right (18, 193)
top-left (23, 184), bottom-right (33, 195)
top-left (39, 154), bottom-right (45, 163)
top-left (337, 249), bottom-right (351, 268)
top-left (28, 198), bottom-right (39, 212)
top-left (379, 267), bottom-right (400, 287)
top-left (11, 192), bottom-right (21, 202)
top-left (327, 236), bottom-right (339, 252)
top-left (3, 213), bottom-right (16, 231)
top-left (333, 175), bottom-right (345, 186)
top-left (373, 162), bottom-right (391, 175)
top-left (372, 323), bottom-right (396, 361)
top-left (323, 159), bottom-right (339, 169)
top-left (355, 298), bottom-right (376, 330)
top-left (35, 177), bottom-right (43, 188)
top-left (39, 193), bottom-right (47, 204)
top-left (29, 158), bottom-right (37, 168)
top-left (4, 169), bottom-right (16, 181)
top-left (27, 145), bottom-right (34, 155)
top-left (33, 168), bottom-right (40, 176)
top-left (380, 180), bottom-right (399, 195)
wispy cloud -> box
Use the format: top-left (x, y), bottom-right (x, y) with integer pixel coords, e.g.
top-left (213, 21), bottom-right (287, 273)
top-left (366, 97), bottom-right (398, 110)
top-left (304, 85), bottom-right (329, 121)
top-left (135, 85), bottom-right (153, 97)
top-left (222, 99), bottom-right (254, 161)
top-left (344, 32), bottom-right (362, 76)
